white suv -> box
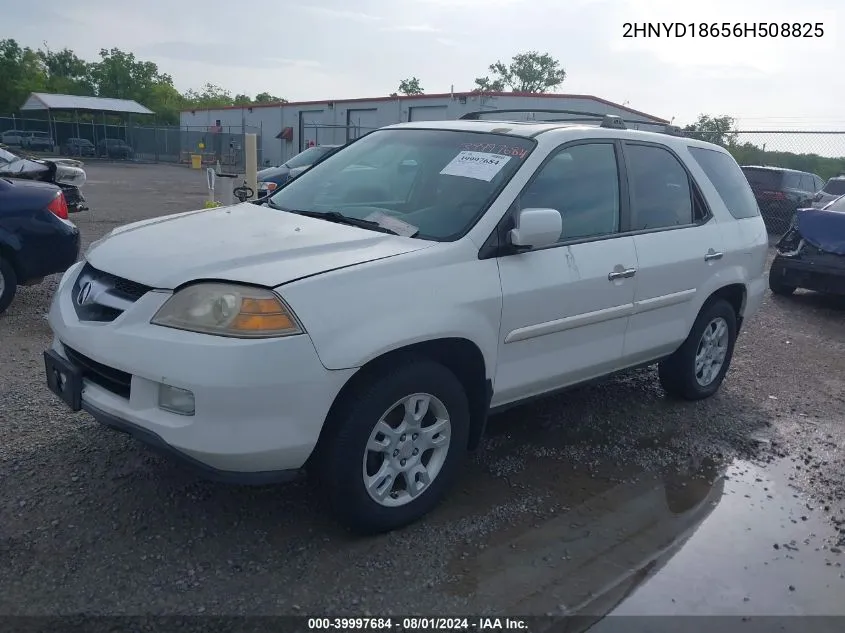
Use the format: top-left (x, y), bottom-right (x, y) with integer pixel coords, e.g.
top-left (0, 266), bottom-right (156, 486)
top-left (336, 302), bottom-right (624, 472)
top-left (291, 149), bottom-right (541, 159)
top-left (43, 113), bottom-right (768, 534)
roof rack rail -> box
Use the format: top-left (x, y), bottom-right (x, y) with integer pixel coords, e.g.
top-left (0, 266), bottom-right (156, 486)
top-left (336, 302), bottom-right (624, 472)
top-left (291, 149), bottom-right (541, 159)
top-left (458, 108), bottom-right (685, 136)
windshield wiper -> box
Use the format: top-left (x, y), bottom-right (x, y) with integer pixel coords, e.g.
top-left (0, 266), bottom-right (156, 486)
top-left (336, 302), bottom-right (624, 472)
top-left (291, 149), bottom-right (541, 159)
top-left (296, 210), bottom-right (403, 235)
top-left (267, 203), bottom-right (403, 236)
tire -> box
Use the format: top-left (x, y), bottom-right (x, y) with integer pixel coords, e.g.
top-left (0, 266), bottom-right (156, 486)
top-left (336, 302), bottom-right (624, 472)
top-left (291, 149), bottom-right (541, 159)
top-left (769, 268), bottom-right (796, 296)
top-left (658, 298), bottom-right (737, 401)
top-left (0, 256), bottom-right (18, 315)
top-left (319, 359), bottom-right (470, 534)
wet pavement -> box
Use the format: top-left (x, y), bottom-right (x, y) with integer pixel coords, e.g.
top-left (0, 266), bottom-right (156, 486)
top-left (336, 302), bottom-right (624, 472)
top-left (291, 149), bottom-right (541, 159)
top-left (1, 163), bottom-right (843, 624)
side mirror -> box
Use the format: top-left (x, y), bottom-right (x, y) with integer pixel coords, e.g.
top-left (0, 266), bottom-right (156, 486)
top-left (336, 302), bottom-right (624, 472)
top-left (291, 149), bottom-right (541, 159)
top-left (508, 208), bottom-right (562, 250)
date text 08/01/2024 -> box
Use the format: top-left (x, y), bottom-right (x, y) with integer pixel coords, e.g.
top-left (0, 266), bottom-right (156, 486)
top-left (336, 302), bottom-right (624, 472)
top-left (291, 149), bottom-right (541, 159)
top-left (307, 617), bottom-right (529, 631)
top-left (623, 22), bottom-right (824, 38)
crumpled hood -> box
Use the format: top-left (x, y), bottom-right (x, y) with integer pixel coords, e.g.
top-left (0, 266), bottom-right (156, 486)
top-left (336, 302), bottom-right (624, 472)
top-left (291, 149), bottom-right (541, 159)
top-left (86, 202), bottom-right (431, 289)
top-left (795, 207), bottom-right (845, 255)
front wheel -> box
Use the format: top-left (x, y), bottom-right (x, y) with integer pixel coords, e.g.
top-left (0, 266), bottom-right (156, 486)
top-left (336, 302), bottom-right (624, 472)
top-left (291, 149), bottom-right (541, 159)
top-left (658, 299), bottom-right (737, 401)
top-left (320, 359), bottom-right (470, 534)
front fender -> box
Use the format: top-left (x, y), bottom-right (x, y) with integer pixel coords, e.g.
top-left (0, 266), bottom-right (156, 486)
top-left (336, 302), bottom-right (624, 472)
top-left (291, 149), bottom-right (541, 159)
top-left (280, 243), bottom-right (503, 379)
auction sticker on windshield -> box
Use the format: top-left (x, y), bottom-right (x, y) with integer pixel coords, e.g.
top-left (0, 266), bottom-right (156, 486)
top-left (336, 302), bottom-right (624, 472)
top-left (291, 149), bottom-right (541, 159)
top-left (440, 151), bottom-right (512, 182)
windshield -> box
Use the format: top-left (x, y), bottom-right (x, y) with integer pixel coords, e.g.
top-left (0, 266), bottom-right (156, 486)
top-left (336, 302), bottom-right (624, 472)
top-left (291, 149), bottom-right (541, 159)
top-left (822, 179), bottom-right (845, 195)
top-left (742, 167), bottom-right (783, 189)
top-left (267, 129), bottom-right (535, 241)
top-left (285, 146), bottom-right (333, 169)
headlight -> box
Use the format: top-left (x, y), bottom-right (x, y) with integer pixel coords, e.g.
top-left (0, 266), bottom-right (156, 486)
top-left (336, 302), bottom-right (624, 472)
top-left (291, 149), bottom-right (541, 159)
top-left (151, 283), bottom-right (303, 338)
top-left (258, 181), bottom-right (278, 194)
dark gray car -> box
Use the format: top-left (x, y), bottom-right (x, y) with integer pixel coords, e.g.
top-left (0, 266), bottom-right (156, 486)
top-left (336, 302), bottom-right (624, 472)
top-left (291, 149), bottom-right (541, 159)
top-left (741, 165), bottom-right (824, 233)
top-left (812, 176), bottom-right (845, 209)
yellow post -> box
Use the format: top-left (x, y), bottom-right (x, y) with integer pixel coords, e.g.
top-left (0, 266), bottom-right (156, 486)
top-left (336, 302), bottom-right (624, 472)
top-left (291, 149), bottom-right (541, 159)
top-left (191, 154), bottom-right (202, 169)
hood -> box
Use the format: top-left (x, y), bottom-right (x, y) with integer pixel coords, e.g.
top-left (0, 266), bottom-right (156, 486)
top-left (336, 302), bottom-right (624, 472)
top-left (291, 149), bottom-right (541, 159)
top-left (794, 207), bottom-right (845, 255)
top-left (86, 202), bottom-right (431, 289)
top-left (258, 165), bottom-right (290, 180)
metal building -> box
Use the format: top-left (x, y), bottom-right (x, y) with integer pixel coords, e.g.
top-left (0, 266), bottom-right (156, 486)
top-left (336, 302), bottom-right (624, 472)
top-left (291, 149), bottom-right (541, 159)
top-left (180, 91), bottom-right (668, 167)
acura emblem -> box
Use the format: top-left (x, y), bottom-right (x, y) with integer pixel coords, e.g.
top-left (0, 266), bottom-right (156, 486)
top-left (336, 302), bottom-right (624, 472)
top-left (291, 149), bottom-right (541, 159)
top-left (76, 281), bottom-right (93, 306)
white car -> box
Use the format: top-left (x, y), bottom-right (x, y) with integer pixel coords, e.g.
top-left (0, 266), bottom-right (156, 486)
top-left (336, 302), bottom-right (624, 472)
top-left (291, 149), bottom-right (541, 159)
top-left (43, 114), bottom-right (768, 534)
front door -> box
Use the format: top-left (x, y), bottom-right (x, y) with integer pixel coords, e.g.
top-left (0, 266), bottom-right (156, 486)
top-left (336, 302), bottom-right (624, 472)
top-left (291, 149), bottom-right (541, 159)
top-left (494, 141), bottom-right (639, 406)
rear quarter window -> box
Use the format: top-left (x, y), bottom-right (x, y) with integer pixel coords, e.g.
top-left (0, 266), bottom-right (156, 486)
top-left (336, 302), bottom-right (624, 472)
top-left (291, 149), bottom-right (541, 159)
top-left (689, 147), bottom-right (760, 219)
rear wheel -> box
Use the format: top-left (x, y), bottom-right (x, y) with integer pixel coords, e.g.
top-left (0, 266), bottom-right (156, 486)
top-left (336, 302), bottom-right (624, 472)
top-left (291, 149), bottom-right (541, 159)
top-left (0, 257), bottom-right (18, 315)
top-left (320, 359), bottom-right (470, 534)
top-left (658, 299), bottom-right (737, 401)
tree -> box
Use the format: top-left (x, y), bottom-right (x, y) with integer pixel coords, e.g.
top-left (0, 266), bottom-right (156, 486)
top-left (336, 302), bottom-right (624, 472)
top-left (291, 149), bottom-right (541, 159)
top-left (38, 46), bottom-right (95, 96)
top-left (89, 48), bottom-right (163, 102)
top-left (397, 77), bottom-right (424, 96)
top-left (472, 76), bottom-right (504, 93)
top-left (254, 92), bottom-right (285, 104)
top-left (683, 114), bottom-right (737, 147)
top-left (182, 83), bottom-right (234, 109)
top-left (0, 39), bottom-right (286, 123)
top-left (477, 51), bottom-right (566, 93)
top-left (0, 39), bottom-right (47, 113)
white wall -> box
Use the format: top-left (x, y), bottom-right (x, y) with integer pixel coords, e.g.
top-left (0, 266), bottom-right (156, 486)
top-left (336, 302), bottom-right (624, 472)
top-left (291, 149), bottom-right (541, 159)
top-left (181, 94), bottom-right (667, 167)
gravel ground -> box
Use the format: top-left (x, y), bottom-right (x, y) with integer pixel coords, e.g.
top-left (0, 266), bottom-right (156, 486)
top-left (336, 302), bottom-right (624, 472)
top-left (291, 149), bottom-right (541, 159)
top-left (0, 162), bottom-right (843, 617)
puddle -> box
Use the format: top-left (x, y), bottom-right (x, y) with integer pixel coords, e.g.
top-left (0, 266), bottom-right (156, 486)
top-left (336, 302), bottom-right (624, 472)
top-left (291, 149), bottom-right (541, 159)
top-left (601, 460), bottom-right (844, 617)
top-left (441, 459), bottom-right (843, 621)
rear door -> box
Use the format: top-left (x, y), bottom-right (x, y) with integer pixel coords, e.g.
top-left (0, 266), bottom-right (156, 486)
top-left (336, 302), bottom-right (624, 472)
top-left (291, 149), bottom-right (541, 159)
top-left (621, 142), bottom-right (725, 366)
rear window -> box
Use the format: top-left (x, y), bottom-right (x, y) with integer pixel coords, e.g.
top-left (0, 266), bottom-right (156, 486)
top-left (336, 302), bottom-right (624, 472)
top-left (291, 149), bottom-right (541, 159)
top-left (741, 167), bottom-right (783, 190)
top-left (689, 147), bottom-right (760, 219)
top-left (823, 179), bottom-right (845, 195)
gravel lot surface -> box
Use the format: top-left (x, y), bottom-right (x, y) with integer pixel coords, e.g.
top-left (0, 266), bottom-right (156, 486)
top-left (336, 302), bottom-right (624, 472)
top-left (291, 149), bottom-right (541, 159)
top-left (1, 163), bottom-right (843, 619)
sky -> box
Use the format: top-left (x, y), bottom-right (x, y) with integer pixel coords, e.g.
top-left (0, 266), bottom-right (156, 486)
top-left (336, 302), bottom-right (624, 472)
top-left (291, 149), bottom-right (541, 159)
top-left (4, 0), bottom-right (842, 131)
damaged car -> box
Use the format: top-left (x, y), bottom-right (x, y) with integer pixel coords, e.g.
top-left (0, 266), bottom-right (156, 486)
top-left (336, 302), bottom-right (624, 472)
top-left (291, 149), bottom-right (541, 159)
top-left (769, 195), bottom-right (845, 296)
top-left (0, 144), bottom-right (88, 213)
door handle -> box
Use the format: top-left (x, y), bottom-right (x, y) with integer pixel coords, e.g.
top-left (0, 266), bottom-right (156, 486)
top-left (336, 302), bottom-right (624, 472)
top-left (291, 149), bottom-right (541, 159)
top-left (704, 250), bottom-right (724, 262)
top-left (608, 268), bottom-right (637, 281)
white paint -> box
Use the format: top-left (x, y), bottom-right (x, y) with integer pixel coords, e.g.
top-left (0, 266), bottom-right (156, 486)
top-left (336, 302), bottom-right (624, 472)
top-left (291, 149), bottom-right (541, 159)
top-left (47, 120), bottom-right (769, 481)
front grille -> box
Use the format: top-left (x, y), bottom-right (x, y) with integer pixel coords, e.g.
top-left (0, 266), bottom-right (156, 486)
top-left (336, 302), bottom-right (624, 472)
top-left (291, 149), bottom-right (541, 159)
top-left (64, 345), bottom-right (132, 399)
top-left (72, 263), bottom-right (152, 322)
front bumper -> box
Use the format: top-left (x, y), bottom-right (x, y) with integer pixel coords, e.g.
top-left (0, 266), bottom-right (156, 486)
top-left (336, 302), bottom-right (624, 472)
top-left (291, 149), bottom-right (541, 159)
top-left (46, 263), bottom-right (357, 476)
top-left (770, 254), bottom-right (845, 294)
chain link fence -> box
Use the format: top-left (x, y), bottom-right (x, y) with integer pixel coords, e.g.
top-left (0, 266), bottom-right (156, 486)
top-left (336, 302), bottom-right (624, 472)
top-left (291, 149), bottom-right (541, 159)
top-left (0, 116), bottom-right (263, 170)
top-left (686, 130), bottom-right (845, 235)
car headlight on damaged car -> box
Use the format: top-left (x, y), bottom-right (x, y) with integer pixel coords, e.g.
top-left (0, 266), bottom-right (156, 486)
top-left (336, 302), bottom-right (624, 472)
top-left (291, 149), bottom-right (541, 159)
top-left (151, 283), bottom-right (303, 338)
top-left (258, 181), bottom-right (278, 195)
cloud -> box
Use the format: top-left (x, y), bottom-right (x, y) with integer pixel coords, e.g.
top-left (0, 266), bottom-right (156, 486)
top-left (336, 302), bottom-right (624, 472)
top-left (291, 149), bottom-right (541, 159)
top-left (381, 24), bottom-right (442, 33)
top-left (303, 6), bottom-right (381, 21)
top-left (140, 41), bottom-right (320, 70)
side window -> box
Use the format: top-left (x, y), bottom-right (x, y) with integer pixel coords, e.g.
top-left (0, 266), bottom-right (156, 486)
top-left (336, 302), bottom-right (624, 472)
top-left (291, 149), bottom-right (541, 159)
top-left (799, 174), bottom-right (813, 192)
top-left (687, 146), bottom-right (760, 219)
top-left (814, 175), bottom-right (824, 191)
top-left (625, 144), bottom-right (693, 230)
top-left (517, 142), bottom-right (620, 242)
